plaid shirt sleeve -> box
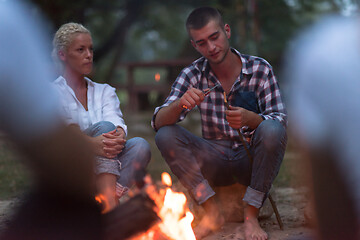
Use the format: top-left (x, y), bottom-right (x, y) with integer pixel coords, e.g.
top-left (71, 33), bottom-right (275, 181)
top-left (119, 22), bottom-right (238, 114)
top-left (151, 66), bottom-right (199, 130)
top-left (257, 67), bottom-right (287, 128)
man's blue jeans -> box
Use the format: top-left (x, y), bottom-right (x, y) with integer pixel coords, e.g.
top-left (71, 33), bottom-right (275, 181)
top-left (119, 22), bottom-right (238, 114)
top-left (84, 121), bottom-right (151, 197)
top-left (155, 119), bottom-right (287, 208)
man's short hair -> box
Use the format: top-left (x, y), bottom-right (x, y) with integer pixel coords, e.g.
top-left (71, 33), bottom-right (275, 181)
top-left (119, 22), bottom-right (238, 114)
top-left (186, 7), bottom-right (224, 32)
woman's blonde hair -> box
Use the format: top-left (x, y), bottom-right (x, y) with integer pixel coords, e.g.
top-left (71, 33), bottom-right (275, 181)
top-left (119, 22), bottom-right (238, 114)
top-left (52, 22), bottom-right (90, 70)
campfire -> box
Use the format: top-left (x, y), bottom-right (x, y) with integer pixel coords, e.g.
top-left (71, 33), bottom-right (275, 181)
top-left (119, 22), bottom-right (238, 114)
top-left (129, 172), bottom-right (196, 240)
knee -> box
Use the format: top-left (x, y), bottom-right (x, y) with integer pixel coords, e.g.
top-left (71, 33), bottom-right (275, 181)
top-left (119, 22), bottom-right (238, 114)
top-left (155, 125), bottom-right (178, 148)
top-left (96, 121), bottom-right (116, 134)
top-left (255, 120), bottom-right (287, 151)
top-left (127, 137), bottom-right (151, 162)
top-left (85, 121), bottom-right (116, 137)
top-left (133, 137), bottom-right (151, 152)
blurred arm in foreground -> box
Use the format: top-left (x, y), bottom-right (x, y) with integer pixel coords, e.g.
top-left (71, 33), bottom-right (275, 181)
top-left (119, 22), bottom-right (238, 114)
top-left (0, 1), bottom-right (101, 239)
top-left (285, 14), bottom-right (360, 240)
top-left (0, 1), bottom-right (157, 239)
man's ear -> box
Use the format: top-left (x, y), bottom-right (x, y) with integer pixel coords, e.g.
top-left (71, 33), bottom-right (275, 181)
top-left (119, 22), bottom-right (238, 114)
top-left (58, 50), bottom-right (66, 61)
top-left (224, 24), bottom-right (231, 39)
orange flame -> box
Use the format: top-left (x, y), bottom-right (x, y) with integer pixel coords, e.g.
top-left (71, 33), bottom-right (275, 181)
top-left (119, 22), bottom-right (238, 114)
top-left (95, 194), bottom-right (106, 205)
top-left (162, 172), bottom-right (172, 187)
top-left (130, 172), bottom-right (196, 240)
top-left (155, 73), bottom-right (161, 82)
top-left (95, 194), bottom-right (112, 214)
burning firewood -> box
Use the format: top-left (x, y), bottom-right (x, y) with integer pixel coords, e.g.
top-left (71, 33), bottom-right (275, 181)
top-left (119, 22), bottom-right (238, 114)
top-left (128, 173), bottom-right (197, 240)
top-left (101, 171), bottom-right (197, 240)
top-left (102, 193), bottom-right (160, 240)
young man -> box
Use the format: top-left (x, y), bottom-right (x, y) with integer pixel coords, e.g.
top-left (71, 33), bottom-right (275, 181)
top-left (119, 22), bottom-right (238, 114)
top-left (152, 7), bottom-right (287, 240)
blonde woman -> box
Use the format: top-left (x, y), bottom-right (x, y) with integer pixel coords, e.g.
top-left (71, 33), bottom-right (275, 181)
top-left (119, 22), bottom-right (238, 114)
top-left (52, 22), bottom-right (151, 213)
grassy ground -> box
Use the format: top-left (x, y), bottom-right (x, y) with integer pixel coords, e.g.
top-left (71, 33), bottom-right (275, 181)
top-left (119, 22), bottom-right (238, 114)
top-left (0, 110), bottom-right (305, 200)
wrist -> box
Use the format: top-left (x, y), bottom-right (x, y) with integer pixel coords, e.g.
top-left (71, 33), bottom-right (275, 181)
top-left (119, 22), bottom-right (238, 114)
top-left (248, 113), bottom-right (263, 130)
top-left (116, 126), bottom-right (126, 138)
top-left (88, 135), bottom-right (101, 155)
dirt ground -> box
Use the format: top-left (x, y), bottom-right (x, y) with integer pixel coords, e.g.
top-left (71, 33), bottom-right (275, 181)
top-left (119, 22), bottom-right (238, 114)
top-left (0, 186), bottom-right (315, 240)
top-left (0, 200), bottom-right (14, 232)
top-left (201, 187), bottom-right (314, 240)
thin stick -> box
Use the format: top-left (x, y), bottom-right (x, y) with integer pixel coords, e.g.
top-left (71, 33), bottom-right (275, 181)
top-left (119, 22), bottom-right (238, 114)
top-left (223, 92), bottom-right (252, 162)
top-left (182, 85), bottom-right (219, 109)
top-left (204, 85), bottom-right (219, 96)
top-left (269, 194), bottom-right (284, 230)
top-left (223, 92), bottom-right (284, 230)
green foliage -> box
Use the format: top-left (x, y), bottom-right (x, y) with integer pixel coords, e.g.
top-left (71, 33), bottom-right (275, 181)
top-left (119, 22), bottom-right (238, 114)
top-left (30, 0), bottom-right (358, 84)
top-left (257, 0), bottom-right (298, 67)
top-left (122, 3), bottom-right (190, 61)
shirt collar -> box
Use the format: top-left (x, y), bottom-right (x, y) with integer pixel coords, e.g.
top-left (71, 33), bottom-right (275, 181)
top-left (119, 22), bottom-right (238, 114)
top-left (230, 48), bottom-right (255, 76)
top-left (193, 48), bottom-right (254, 76)
top-left (54, 75), bottom-right (94, 87)
top-left (84, 76), bottom-right (94, 87)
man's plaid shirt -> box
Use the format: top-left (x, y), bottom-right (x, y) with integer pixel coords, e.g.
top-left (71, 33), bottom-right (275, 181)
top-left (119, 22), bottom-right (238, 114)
top-left (152, 48), bottom-right (287, 149)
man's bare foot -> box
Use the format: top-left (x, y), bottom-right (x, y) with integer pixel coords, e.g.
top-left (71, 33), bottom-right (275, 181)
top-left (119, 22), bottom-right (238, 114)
top-left (244, 204), bottom-right (268, 240)
top-left (244, 217), bottom-right (268, 240)
top-left (193, 197), bottom-right (225, 239)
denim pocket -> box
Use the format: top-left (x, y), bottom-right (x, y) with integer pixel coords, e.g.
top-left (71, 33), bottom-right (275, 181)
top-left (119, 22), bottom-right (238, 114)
top-left (232, 91), bottom-right (259, 113)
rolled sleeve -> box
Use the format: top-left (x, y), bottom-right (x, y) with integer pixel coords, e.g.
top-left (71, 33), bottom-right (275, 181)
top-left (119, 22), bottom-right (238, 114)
top-left (190, 179), bottom-right (216, 205)
top-left (151, 105), bottom-right (166, 131)
top-left (258, 71), bottom-right (287, 129)
top-left (243, 186), bottom-right (266, 208)
top-left (95, 156), bottom-right (121, 178)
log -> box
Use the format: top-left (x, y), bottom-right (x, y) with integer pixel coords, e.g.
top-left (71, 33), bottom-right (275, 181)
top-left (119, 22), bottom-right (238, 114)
top-left (102, 194), bottom-right (160, 240)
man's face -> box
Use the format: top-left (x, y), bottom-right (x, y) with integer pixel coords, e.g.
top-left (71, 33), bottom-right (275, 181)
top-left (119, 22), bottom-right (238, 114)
top-left (189, 20), bottom-right (231, 65)
top-left (59, 33), bottom-right (93, 76)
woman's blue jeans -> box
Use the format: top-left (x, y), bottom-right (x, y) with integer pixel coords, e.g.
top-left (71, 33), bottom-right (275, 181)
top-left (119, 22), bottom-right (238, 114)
top-left (84, 121), bottom-right (151, 195)
top-left (155, 119), bottom-right (287, 208)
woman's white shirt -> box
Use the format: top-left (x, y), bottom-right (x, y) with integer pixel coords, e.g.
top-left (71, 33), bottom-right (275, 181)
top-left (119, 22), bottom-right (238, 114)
top-left (53, 76), bottom-right (127, 135)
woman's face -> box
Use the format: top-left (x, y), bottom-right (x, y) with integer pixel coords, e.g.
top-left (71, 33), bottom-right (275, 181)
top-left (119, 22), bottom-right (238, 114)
top-left (60, 33), bottom-right (93, 76)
